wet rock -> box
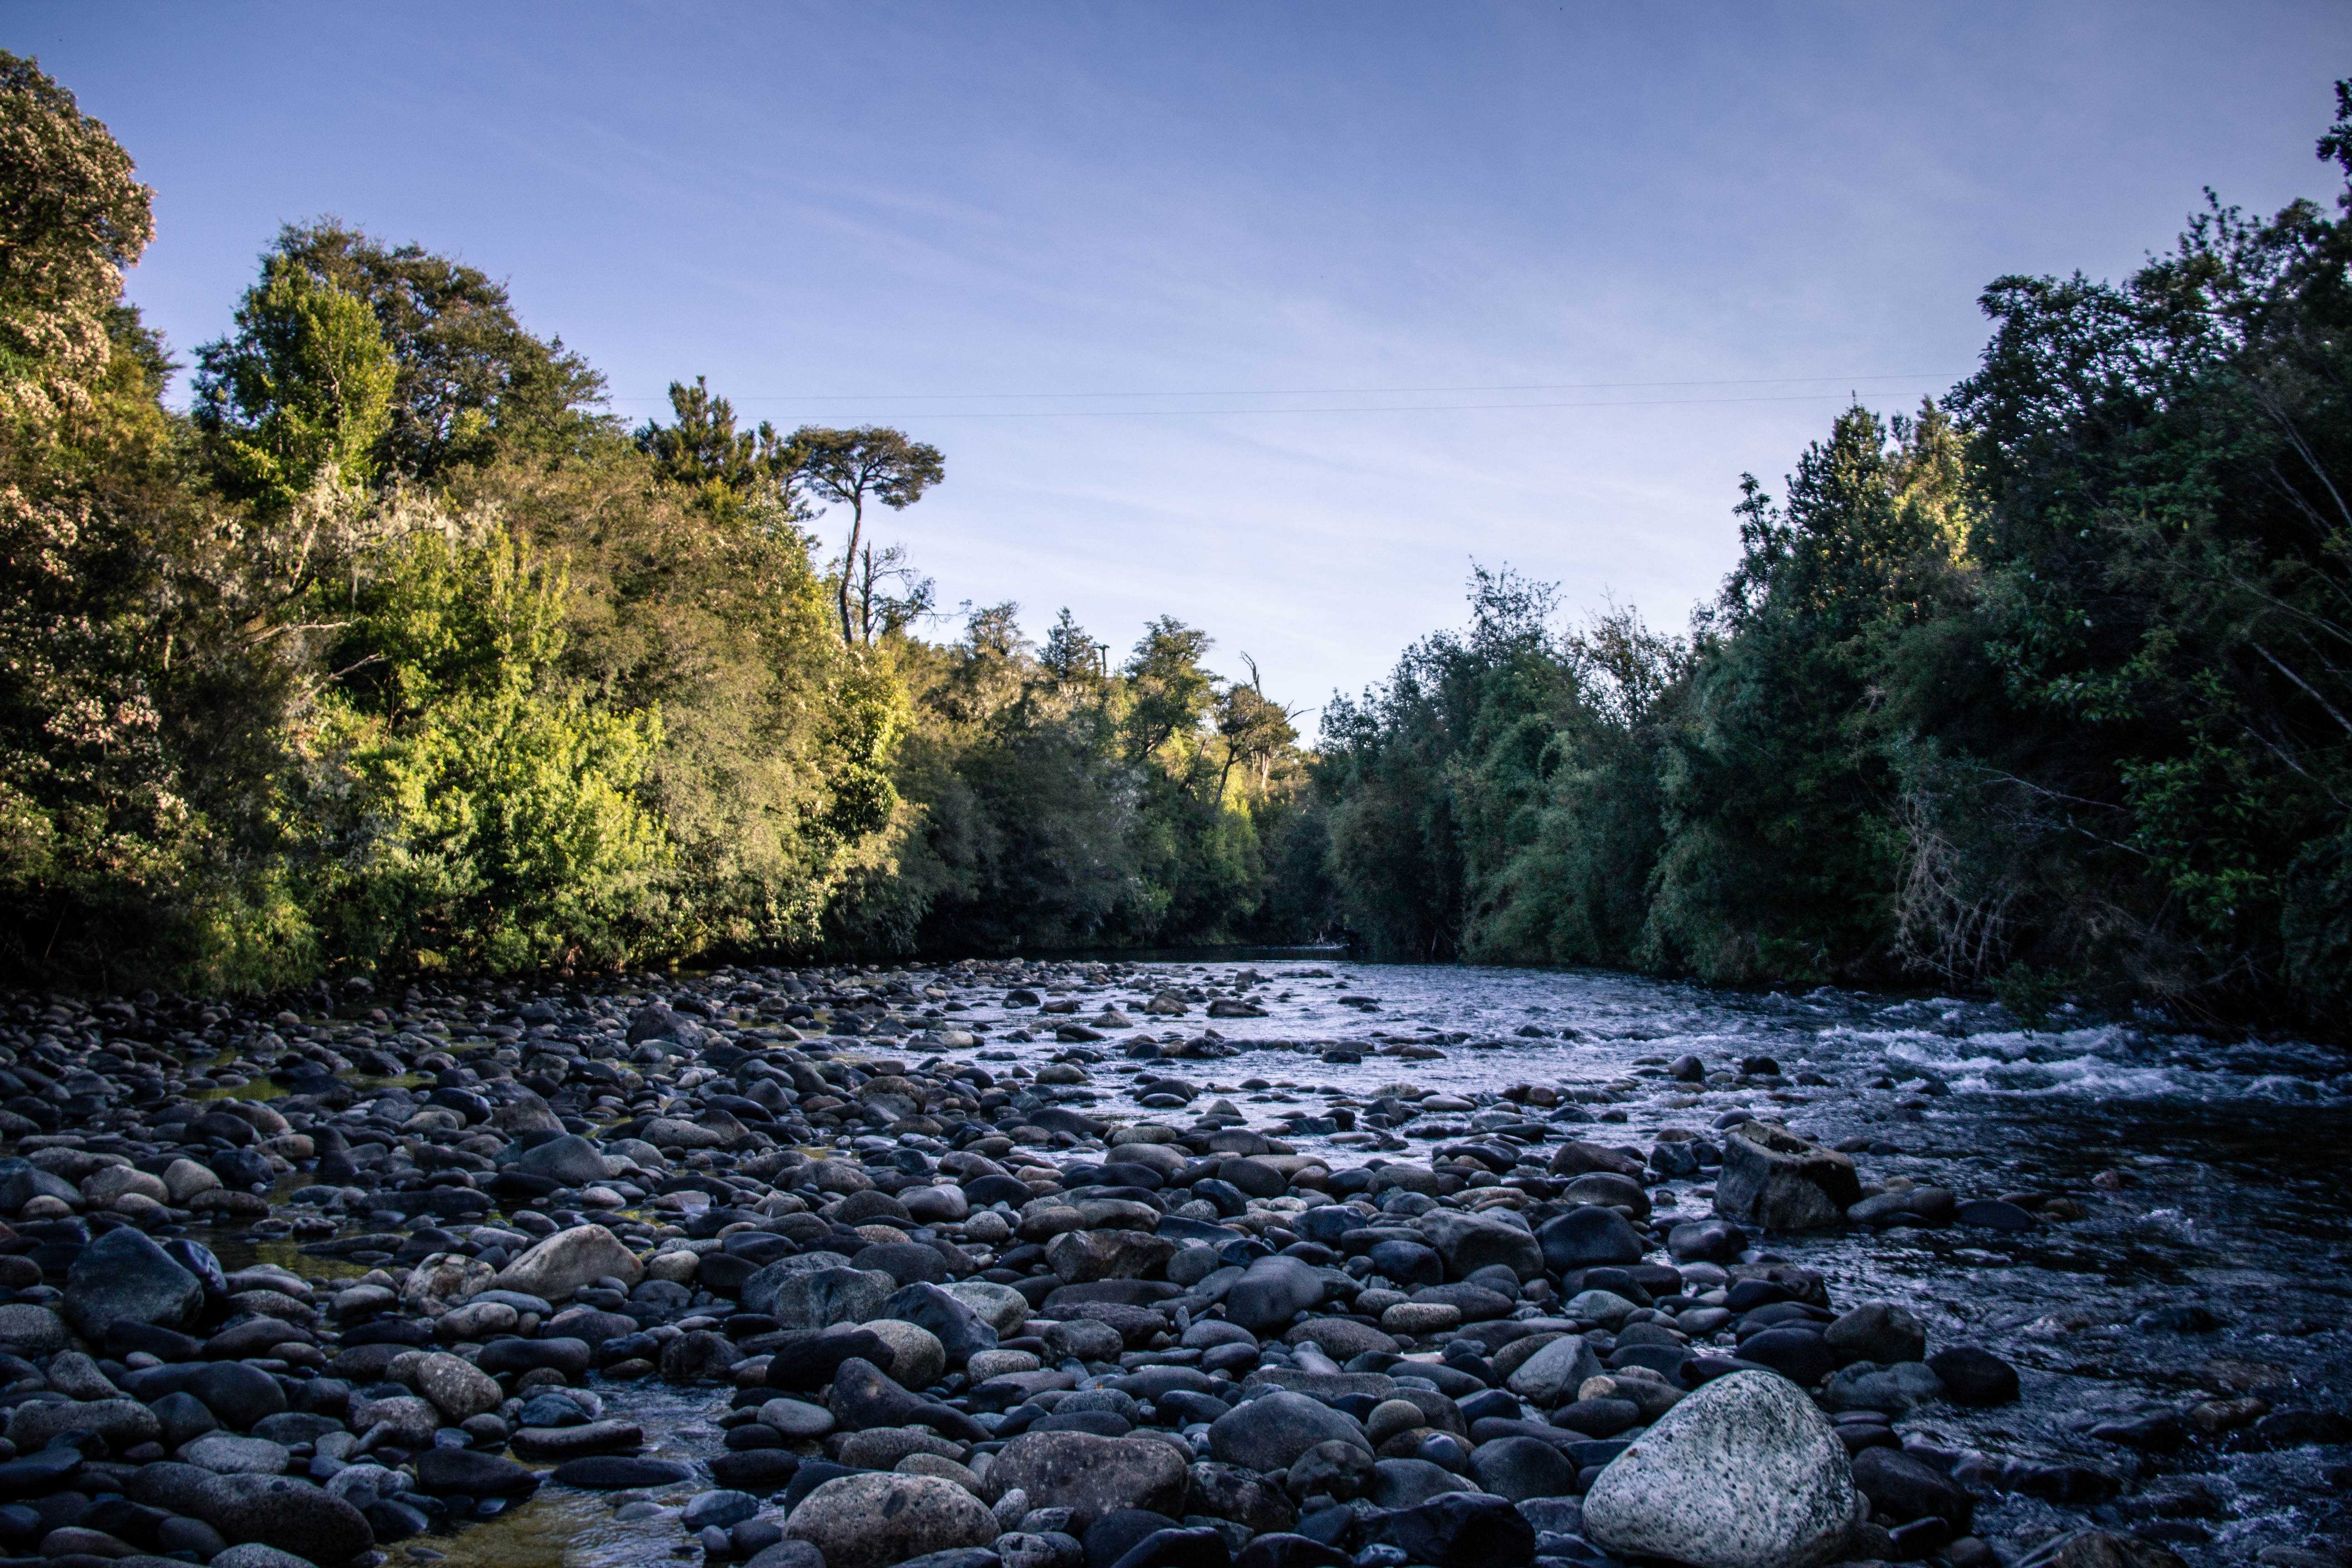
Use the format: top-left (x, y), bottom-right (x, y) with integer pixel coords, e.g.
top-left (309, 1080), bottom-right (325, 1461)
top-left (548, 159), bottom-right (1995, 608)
top-left (1926, 1346), bottom-right (2019, 1406)
top-left (413, 1449), bottom-right (540, 1499)
top-left (758, 1267), bottom-right (896, 1331)
top-left (1583, 1371), bottom-right (1857, 1568)
top-left (1823, 1303), bottom-right (1926, 1367)
top-left (1361, 1490), bottom-right (1536, 1568)
top-left (1851, 1446), bottom-right (1973, 1533)
top-left (1537, 1206), bottom-right (1645, 1271)
top-left (551, 1455), bottom-right (695, 1489)
top-left (1418, 1210), bottom-right (1544, 1280)
top-left (661, 1328), bottom-right (744, 1384)
top-left (1208, 1393), bottom-right (1369, 1474)
top-left (1504, 1335), bottom-right (1603, 1405)
top-left (1711, 1122), bottom-right (1862, 1232)
top-left (511, 1419), bottom-right (645, 1459)
top-left (1468, 1435), bottom-right (1577, 1502)
top-left (686, 1490), bottom-right (760, 1530)
top-left (491, 1224), bottom-right (644, 1299)
top-left (1222, 1257), bottom-right (1324, 1335)
top-left (2013, 1531), bottom-right (2190, 1568)
top-left (784, 1472), bottom-right (1000, 1568)
top-left (1819, 1360), bottom-right (1944, 1416)
top-left (1558, 1172), bottom-right (1651, 1220)
top-left (828, 1356), bottom-right (986, 1440)
top-left (985, 1431), bottom-right (1191, 1519)
top-left (63, 1227), bottom-right (204, 1339)
top-left (1665, 1220), bottom-right (1747, 1264)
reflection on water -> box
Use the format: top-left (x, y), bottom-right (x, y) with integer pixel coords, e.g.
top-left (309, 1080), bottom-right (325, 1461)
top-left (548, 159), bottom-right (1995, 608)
top-left (408, 1383), bottom-right (730, 1568)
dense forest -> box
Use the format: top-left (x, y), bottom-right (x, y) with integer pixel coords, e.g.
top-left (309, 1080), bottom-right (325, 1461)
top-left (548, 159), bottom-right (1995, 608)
top-left (6, 52), bottom-right (2351, 1036)
top-left (1316, 82), bottom-right (2352, 1035)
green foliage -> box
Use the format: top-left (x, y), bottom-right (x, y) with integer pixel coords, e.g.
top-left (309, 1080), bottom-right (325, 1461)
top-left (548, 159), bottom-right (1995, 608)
top-left (788, 426), bottom-right (946, 645)
top-left (826, 603), bottom-right (1323, 957)
top-left (193, 259), bottom-right (398, 510)
top-left (0, 52), bottom-right (154, 428)
top-left (1315, 81), bottom-right (2352, 1035)
top-left (259, 219), bottom-right (611, 479)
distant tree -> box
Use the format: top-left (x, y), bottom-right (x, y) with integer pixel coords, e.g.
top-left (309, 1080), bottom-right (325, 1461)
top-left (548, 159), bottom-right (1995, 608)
top-left (1041, 607), bottom-right (1102, 682)
top-left (1215, 655), bottom-right (1300, 798)
top-left (1122, 617), bottom-right (1217, 763)
top-left (635, 376), bottom-right (796, 500)
top-left (788, 426), bottom-right (944, 646)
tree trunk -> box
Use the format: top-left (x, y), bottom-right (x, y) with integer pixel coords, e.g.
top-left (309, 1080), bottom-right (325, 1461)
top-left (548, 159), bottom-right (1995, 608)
top-left (836, 496), bottom-right (864, 647)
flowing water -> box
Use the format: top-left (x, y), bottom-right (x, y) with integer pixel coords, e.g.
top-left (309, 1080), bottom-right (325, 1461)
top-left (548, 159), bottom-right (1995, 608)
top-left (409, 959), bottom-right (2352, 1567)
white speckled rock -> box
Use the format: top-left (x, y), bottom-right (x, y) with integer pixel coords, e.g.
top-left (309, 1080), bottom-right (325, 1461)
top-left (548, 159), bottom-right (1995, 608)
top-left (1583, 1371), bottom-right (1857, 1568)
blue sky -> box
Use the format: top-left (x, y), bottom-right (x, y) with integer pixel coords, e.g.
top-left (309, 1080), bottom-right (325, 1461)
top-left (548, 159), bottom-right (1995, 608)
top-left (16, 2), bottom-right (2347, 725)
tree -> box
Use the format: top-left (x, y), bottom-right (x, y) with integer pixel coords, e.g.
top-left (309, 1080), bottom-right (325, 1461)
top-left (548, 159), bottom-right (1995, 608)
top-left (193, 259), bottom-right (398, 511)
top-left (0, 52), bottom-right (154, 429)
top-left (1215, 655), bottom-right (1300, 799)
top-left (1122, 617), bottom-right (1217, 764)
top-left (258, 219), bottom-right (609, 479)
top-left (1041, 607), bottom-right (1102, 682)
top-left (788, 425), bottom-right (944, 645)
top-left (635, 376), bottom-right (795, 500)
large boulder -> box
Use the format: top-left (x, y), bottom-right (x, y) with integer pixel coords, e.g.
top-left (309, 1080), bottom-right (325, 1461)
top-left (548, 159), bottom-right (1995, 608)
top-left (1417, 1210), bottom-right (1544, 1281)
top-left (490, 1224), bottom-right (643, 1299)
top-left (1710, 1123), bottom-right (1861, 1232)
top-left (984, 1431), bottom-right (1190, 1519)
top-left (1583, 1371), bottom-right (1857, 1568)
top-left (64, 1226), bottom-right (205, 1339)
top-left (1207, 1393), bottom-right (1370, 1474)
top-left (785, 1473), bottom-right (999, 1568)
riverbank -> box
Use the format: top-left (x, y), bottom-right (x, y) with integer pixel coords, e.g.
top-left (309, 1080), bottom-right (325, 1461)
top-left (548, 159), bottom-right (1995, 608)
top-left (0, 959), bottom-right (2340, 1568)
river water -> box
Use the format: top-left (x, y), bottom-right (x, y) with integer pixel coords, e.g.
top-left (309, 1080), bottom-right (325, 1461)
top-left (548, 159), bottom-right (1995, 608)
top-left (416, 957), bottom-right (2352, 1568)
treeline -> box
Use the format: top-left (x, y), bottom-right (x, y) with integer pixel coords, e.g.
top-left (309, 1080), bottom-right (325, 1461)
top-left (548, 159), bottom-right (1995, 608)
top-left (14, 46), bottom-right (2352, 1037)
top-left (1308, 82), bottom-right (2352, 1034)
top-left (0, 53), bottom-right (1322, 993)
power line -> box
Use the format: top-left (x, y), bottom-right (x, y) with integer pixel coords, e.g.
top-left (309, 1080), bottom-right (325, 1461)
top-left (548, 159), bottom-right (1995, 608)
top-left (604, 371), bottom-right (1967, 405)
top-left (600, 390), bottom-right (1944, 422)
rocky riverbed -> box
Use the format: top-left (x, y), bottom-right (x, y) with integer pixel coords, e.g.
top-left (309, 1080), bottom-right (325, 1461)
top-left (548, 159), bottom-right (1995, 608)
top-left (0, 958), bottom-right (2342, 1568)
